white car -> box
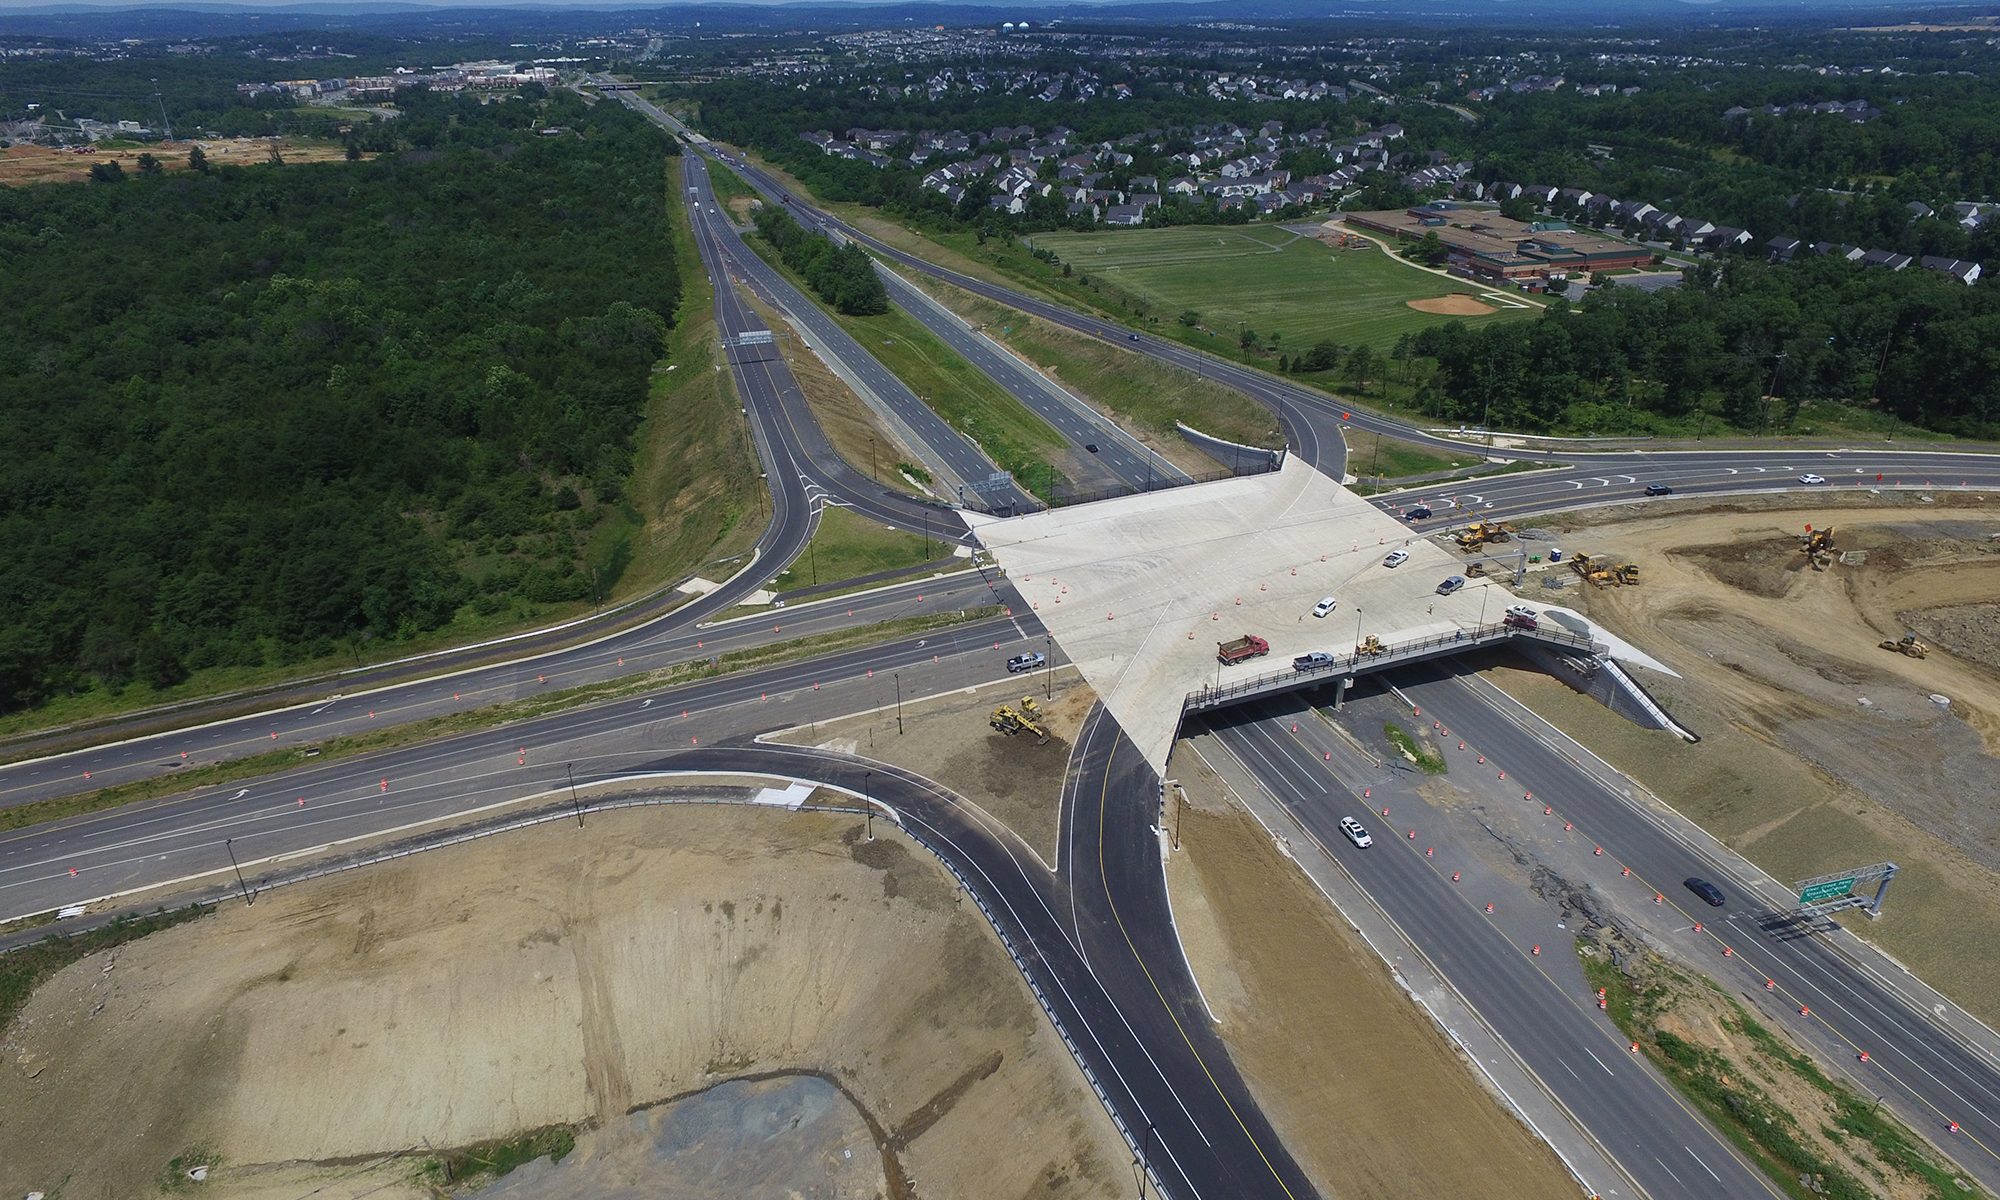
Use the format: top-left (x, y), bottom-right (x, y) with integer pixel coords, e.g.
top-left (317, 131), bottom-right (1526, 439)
top-left (1312, 595), bottom-right (1339, 618)
top-left (1382, 549), bottom-right (1410, 568)
top-left (1505, 604), bottom-right (1538, 621)
top-left (1339, 816), bottom-right (1374, 848)
top-left (1798, 473), bottom-right (1827, 485)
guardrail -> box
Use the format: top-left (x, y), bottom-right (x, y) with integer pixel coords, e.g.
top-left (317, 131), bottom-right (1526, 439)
top-left (1183, 622), bottom-right (1599, 714)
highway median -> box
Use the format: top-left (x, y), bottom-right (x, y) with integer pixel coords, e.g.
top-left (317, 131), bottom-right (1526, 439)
top-left (0, 607), bottom-right (1005, 837)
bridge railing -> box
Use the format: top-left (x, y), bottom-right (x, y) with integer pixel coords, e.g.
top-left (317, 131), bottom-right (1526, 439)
top-left (1183, 622), bottom-right (1598, 713)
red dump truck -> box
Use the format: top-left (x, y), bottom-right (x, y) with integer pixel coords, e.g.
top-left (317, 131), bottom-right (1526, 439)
top-left (1216, 634), bottom-right (1270, 665)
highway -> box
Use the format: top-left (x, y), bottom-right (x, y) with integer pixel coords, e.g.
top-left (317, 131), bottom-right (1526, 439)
top-left (1388, 665), bottom-right (2000, 1195)
top-left (10, 89), bottom-right (2000, 1200)
top-left (703, 140), bottom-right (2000, 509)
top-left (1204, 702), bottom-right (1780, 1200)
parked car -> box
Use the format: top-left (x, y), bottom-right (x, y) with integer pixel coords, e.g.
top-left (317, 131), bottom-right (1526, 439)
top-left (1505, 604), bottom-right (1538, 621)
top-left (1339, 816), bottom-right (1374, 848)
top-left (1293, 650), bottom-right (1336, 671)
top-left (1643, 483), bottom-right (1674, 497)
top-left (1798, 473), bottom-right (1827, 485)
top-left (1684, 877), bottom-right (1726, 907)
top-left (1312, 595), bottom-right (1339, 618)
top-left (1006, 652), bottom-right (1046, 673)
top-left (1382, 549), bottom-right (1410, 568)
top-left (1406, 505), bottom-right (1433, 521)
top-left (1436, 575), bottom-right (1466, 596)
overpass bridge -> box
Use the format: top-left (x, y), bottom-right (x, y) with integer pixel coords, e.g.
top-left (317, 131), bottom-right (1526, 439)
top-left (1182, 622), bottom-right (1600, 716)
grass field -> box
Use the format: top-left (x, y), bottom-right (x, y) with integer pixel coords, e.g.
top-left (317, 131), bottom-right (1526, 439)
top-left (771, 504), bottom-right (942, 593)
top-left (1027, 226), bottom-right (1535, 351)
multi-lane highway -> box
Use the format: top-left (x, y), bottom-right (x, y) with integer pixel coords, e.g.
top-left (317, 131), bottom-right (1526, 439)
top-left (10, 85), bottom-right (2000, 1200)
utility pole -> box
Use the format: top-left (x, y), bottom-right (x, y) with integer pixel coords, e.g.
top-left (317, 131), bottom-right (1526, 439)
top-left (566, 762), bottom-right (585, 828)
top-left (869, 434), bottom-right (877, 482)
top-left (1044, 635), bottom-right (1054, 699)
top-left (224, 838), bottom-right (252, 906)
top-left (894, 672), bottom-right (904, 735)
top-left (863, 770), bottom-right (874, 841)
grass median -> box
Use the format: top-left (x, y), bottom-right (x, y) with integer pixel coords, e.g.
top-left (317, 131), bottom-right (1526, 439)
top-left (1581, 943), bottom-right (1971, 1200)
top-left (742, 236), bottom-right (1072, 500)
top-left (1, 607), bottom-right (1005, 838)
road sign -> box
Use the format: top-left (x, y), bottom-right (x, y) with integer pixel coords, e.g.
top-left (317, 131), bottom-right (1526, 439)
top-left (1798, 877), bottom-right (1856, 905)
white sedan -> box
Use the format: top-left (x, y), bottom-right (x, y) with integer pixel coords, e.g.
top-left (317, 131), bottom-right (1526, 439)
top-left (1798, 473), bottom-right (1827, 485)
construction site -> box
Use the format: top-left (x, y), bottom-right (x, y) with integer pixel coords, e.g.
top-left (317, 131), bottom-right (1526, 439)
top-left (1474, 495), bottom-right (2000, 1022)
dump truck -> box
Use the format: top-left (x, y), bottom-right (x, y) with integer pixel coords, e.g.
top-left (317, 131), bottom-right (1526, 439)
top-left (1217, 634), bottom-right (1271, 665)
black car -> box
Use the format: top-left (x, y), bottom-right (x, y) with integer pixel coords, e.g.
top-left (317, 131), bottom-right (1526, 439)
top-left (1684, 877), bottom-right (1726, 907)
top-left (1406, 505), bottom-right (1433, 521)
top-left (1644, 483), bottom-right (1675, 497)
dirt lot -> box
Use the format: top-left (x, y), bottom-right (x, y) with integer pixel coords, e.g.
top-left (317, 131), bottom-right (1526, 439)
top-left (1407, 294), bottom-right (1497, 315)
top-left (771, 673), bottom-right (1095, 863)
top-left (1161, 750), bottom-right (1575, 1200)
top-left (1493, 496), bottom-right (2000, 1020)
top-left (0, 138), bottom-right (356, 185)
top-left (0, 805), bottom-right (1125, 1200)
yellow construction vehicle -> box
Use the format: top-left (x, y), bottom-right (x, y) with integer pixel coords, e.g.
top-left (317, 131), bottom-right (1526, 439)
top-left (1801, 526), bottom-right (1836, 570)
top-left (1878, 633), bottom-right (1928, 659)
top-left (1613, 562), bottom-right (1641, 586)
top-left (1568, 552), bottom-right (1598, 579)
top-left (990, 703), bottom-right (1051, 744)
top-left (1355, 634), bottom-right (1387, 657)
top-left (1465, 560), bottom-right (1488, 577)
top-left (1454, 520), bottom-right (1514, 551)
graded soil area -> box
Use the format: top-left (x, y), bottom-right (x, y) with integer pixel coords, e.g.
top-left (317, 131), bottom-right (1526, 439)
top-left (771, 672), bottom-right (1097, 863)
top-left (1406, 294), bottom-right (1497, 315)
top-left (0, 805), bottom-right (1125, 1200)
top-left (1162, 753), bottom-right (1574, 1200)
top-left (0, 139), bottom-right (357, 185)
top-left (1493, 496), bottom-right (2000, 1019)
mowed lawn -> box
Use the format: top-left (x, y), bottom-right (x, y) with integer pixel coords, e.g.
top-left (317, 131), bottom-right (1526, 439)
top-left (1029, 226), bottom-right (1536, 350)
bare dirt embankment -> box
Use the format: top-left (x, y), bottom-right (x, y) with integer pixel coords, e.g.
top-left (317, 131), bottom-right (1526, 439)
top-left (0, 806), bottom-right (1125, 1200)
top-left (0, 139), bottom-right (357, 186)
top-left (1161, 751), bottom-right (1575, 1200)
top-left (772, 673), bottom-right (1097, 863)
top-left (1496, 496), bottom-right (2000, 1018)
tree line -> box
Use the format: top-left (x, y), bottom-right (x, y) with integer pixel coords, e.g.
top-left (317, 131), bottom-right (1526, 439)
top-left (752, 205), bottom-right (889, 314)
top-left (1401, 257), bottom-right (2000, 437)
top-left (0, 89), bottom-right (681, 714)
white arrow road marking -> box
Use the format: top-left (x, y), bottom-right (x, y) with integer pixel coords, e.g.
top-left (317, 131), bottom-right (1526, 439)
top-left (1463, 494), bottom-right (1484, 504)
top-left (640, 699), bottom-right (654, 709)
top-left (229, 789), bottom-right (248, 801)
top-left (1566, 480), bottom-right (1585, 489)
top-left (1591, 477), bottom-right (1610, 486)
top-left (1615, 474), bottom-right (1637, 483)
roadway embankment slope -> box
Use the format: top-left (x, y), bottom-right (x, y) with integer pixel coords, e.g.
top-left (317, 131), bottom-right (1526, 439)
top-left (0, 805), bottom-right (1125, 1200)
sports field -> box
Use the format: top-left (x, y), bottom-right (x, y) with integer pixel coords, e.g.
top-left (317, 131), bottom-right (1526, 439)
top-left (1028, 225), bottom-right (1536, 350)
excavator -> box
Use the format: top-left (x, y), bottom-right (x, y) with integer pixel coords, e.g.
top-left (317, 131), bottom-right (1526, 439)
top-left (1801, 525), bottom-right (1836, 570)
top-left (1878, 633), bottom-right (1928, 659)
top-left (989, 697), bottom-right (1052, 744)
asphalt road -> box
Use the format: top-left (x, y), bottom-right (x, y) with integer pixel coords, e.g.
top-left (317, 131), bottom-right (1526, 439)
top-left (706, 144), bottom-right (2000, 510)
top-left (0, 571), bottom-right (1009, 812)
top-left (1204, 702), bottom-right (1780, 1200)
top-left (1391, 664), bottom-right (2000, 1195)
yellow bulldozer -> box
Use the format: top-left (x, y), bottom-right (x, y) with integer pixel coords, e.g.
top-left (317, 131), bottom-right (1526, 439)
top-left (1878, 633), bottom-right (1928, 659)
top-left (989, 699), bottom-right (1051, 744)
top-left (1801, 525), bottom-right (1836, 570)
top-left (1568, 552), bottom-right (1640, 587)
top-left (1355, 634), bottom-right (1387, 657)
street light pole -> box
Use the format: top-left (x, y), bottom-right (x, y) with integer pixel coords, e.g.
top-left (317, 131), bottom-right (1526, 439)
top-left (869, 434), bottom-right (877, 482)
top-left (566, 762), bottom-right (585, 828)
top-left (1045, 635), bottom-right (1054, 700)
top-left (863, 769), bottom-right (874, 841)
top-left (224, 837), bottom-right (252, 906)
top-left (894, 672), bottom-right (904, 735)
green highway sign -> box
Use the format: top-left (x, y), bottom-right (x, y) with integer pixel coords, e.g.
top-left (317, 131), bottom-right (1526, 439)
top-left (1799, 877), bottom-right (1857, 905)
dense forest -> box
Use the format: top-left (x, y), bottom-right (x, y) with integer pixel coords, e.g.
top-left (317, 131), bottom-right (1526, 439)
top-left (751, 205), bottom-right (889, 314)
top-left (0, 89), bottom-right (680, 714)
top-left (1402, 257), bottom-right (2000, 436)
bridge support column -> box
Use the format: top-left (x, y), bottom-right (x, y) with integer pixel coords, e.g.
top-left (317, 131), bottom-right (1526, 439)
top-left (1335, 676), bottom-right (1353, 711)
